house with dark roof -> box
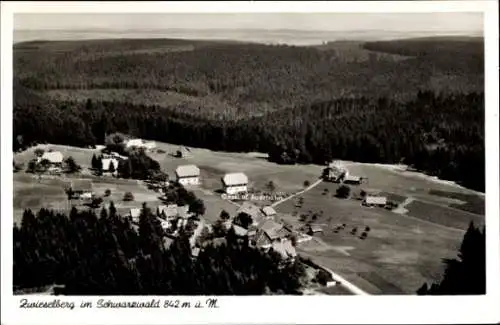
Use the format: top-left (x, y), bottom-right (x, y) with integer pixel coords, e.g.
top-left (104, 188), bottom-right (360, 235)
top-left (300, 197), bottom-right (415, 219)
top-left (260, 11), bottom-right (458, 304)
top-left (69, 179), bottom-right (93, 200)
top-left (236, 202), bottom-right (265, 226)
top-left (261, 206), bottom-right (277, 218)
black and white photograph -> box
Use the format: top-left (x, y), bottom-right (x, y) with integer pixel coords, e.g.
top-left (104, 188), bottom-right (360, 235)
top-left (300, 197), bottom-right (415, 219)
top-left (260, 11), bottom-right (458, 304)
top-left (1, 1), bottom-right (499, 324)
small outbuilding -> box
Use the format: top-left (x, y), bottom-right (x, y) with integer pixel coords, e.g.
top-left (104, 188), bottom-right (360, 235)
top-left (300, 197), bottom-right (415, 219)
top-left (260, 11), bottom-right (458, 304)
top-left (362, 196), bottom-right (387, 207)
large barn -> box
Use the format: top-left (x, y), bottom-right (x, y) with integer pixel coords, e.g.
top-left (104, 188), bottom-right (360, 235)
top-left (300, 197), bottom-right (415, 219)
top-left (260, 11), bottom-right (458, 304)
top-left (175, 165), bottom-right (201, 186)
top-left (221, 172), bottom-right (248, 194)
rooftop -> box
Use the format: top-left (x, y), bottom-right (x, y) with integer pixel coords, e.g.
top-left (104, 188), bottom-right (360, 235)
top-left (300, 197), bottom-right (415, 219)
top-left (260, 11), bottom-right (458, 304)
top-left (271, 239), bottom-right (297, 259)
top-left (175, 165), bottom-right (201, 178)
top-left (222, 172), bottom-right (248, 186)
top-left (41, 151), bottom-right (64, 164)
top-left (237, 202), bottom-right (264, 221)
top-left (70, 179), bottom-right (93, 192)
top-left (262, 206), bottom-right (277, 216)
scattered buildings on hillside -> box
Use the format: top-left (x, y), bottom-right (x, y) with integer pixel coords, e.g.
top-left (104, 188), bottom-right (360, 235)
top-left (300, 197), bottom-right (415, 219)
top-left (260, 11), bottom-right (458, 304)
top-left (175, 165), bottom-right (201, 186)
top-left (222, 172), bottom-right (248, 194)
top-left (125, 139), bottom-right (156, 151)
top-left (362, 195), bottom-right (387, 207)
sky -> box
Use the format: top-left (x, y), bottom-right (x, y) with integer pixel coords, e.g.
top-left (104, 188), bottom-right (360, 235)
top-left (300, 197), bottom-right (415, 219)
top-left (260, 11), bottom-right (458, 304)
top-left (14, 13), bottom-right (483, 33)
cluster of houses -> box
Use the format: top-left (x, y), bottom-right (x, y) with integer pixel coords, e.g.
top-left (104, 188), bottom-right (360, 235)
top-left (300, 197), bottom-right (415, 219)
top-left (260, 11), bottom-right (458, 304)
top-left (125, 138), bottom-right (157, 151)
top-left (170, 164), bottom-right (251, 195)
top-left (225, 202), bottom-right (302, 261)
top-left (128, 204), bottom-right (191, 231)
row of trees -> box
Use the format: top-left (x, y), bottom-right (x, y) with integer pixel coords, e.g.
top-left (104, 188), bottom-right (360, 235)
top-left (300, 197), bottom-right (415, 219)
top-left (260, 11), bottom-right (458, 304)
top-left (14, 90), bottom-right (485, 191)
top-left (14, 204), bottom-right (305, 295)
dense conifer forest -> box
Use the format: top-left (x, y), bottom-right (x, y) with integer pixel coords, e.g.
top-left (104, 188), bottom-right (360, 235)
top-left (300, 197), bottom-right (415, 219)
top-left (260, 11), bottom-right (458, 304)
top-left (14, 205), bottom-right (305, 295)
top-left (13, 37), bottom-right (485, 191)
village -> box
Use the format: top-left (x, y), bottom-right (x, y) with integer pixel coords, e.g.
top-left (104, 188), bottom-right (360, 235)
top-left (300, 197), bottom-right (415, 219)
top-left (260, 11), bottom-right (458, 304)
top-left (13, 132), bottom-right (484, 295)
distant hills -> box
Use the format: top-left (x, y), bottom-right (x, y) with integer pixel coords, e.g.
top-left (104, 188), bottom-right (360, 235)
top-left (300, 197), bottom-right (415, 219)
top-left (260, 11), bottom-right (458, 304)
top-left (13, 28), bottom-right (483, 45)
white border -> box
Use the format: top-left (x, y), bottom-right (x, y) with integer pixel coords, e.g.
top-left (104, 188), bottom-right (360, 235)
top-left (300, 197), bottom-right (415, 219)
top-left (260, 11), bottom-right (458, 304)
top-left (1, 1), bottom-right (499, 325)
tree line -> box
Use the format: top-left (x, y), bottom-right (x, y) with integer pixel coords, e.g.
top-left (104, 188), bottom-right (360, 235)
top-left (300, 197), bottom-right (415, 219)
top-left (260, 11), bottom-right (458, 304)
top-left (14, 204), bottom-right (305, 295)
top-left (417, 221), bottom-right (485, 295)
top-left (14, 90), bottom-right (485, 191)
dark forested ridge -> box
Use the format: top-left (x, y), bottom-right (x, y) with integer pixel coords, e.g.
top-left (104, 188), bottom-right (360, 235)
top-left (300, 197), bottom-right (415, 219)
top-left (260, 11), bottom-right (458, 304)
top-left (13, 37), bottom-right (485, 191)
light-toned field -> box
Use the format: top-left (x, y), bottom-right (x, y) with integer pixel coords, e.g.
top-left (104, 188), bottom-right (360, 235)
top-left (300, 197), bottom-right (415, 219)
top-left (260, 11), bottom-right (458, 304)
top-left (275, 180), bottom-right (483, 294)
top-left (13, 142), bottom-right (485, 294)
top-left (13, 172), bottom-right (163, 226)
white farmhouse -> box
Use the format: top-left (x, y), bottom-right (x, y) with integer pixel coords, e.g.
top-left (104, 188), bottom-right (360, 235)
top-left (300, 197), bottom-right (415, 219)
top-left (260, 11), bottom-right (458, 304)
top-left (39, 151), bottom-right (64, 166)
top-left (129, 208), bottom-right (142, 223)
top-left (102, 158), bottom-right (119, 174)
top-left (175, 165), bottom-right (201, 186)
top-left (222, 172), bottom-right (248, 194)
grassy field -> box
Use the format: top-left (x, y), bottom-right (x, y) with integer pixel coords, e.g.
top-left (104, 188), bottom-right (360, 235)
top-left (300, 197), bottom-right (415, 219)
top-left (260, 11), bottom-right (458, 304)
top-left (13, 171), bottom-right (164, 226)
top-left (13, 142), bottom-right (485, 294)
top-left (274, 179), bottom-right (482, 294)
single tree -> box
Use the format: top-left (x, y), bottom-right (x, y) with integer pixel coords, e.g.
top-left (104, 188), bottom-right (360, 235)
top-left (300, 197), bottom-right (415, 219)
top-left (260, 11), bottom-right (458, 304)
top-left (219, 210), bottom-right (230, 221)
top-left (303, 180), bottom-right (310, 188)
top-left (91, 154), bottom-right (99, 170)
top-left (189, 198), bottom-right (206, 216)
top-left (266, 180), bottom-right (276, 193)
top-left (233, 212), bottom-right (253, 229)
top-left (34, 148), bottom-right (45, 157)
top-left (108, 161), bottom-right (116, 174)
top-left (123, 192), bottom-right (134, 201)
top-left (336, 185), bottom-right (351, 199)
top-left (26, 159), bottom-right (37, 173)
top-left (104, 189), bottom-right (111, 197)
top-left (64, 156), bottom-right (81, 174)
